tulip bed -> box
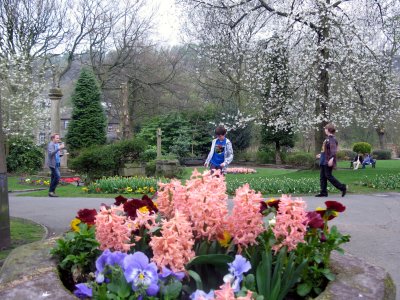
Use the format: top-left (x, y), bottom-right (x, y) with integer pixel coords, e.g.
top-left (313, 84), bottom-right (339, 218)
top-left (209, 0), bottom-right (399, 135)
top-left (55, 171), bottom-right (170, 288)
top-left (51, 169), bottom-right (350, 300)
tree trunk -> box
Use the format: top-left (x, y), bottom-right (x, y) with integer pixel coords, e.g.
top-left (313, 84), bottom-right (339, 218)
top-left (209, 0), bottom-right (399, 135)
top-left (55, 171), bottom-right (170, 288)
top-left (314, 5), bottom-right (330, 154)
top-left (376, 127), bottom-right (385, 150)
top-left (275, 142), bottom-right (282, 165)
top-left (0, 92), bottom-right (11, 249)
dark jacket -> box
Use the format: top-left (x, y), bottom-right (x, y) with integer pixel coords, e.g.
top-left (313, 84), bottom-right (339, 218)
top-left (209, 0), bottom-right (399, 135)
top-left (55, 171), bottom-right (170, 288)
top-left (322, 135), bottom-right (338, 168)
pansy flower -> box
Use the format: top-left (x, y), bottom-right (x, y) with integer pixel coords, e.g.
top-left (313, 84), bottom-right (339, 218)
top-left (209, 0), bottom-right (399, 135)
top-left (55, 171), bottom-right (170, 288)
top-left (260, 198), bottom-right (280, 213)
top-left (74, 283), bottom-right (92, 299)
top-left (159, 266), bottom-right (185, 281)
top-left (325, 200), bottom-right (346, 212)
top-left (123, 251), bottom-right (159, 296)
top-left (114, 195), bottom-right (128, 206)
top-left (70, 218), bottom-right (81, 232)
top-left (190, 289), bottom-right (215, 300)
top-left (306, 211), bottom-right (324, 229)
top-left (95, 249), bottom-right (127, 283)
top-left (76, 208), bottom-right (97, 225)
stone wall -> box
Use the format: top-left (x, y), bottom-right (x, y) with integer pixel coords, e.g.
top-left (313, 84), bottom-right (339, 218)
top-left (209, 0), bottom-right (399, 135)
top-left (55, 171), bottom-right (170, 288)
top-left (0, 241), bottom-right (396, 299)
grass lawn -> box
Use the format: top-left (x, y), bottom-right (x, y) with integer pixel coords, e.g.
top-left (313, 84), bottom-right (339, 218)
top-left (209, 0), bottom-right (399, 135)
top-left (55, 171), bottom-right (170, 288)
top-left (9, 159), bottom-right (400, 197)
top-left (7, 176), bottom-right (46, 191)
top-left (0, 217), bottom-right (46, 262)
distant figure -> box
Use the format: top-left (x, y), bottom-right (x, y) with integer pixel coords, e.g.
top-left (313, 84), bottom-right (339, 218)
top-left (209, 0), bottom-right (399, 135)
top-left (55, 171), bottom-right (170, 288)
top-left (204, 125), bottom-right (234, 175)
top-left (352, 153), bottom-right (363, 170)
top-left (362, 153), bottom-right (376, 169)
top-left (47, 133), bottom-right (64, 197)
top-left (315, 123), bottom-right (347, 197)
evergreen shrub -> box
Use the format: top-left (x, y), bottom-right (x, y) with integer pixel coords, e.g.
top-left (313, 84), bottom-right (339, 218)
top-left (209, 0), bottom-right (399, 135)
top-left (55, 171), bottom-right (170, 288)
top-left (256, 150), bottom-right (275, 164)
top-left (286, 152), bottom-right (315, 168)
top-left (372, 149), bottom-right (391, 160)
top-left (69, 138), bottom-right (146, 180)
top-left (66, 69), bottom-right (107, 151)
top-left (352, 142), bottom-right (372, 154)
top-left (6, 136), bottom-right (44, 174)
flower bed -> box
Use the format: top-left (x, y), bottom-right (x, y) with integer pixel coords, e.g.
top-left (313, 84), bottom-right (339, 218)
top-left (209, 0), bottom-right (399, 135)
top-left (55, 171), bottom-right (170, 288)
top-left (18, 176), bottom-right (82, 187)
top-left (52, 169), bottom-right (350, 300)
top-left (226, 168), bottom-right (257, 174)
top-left (83, 176), bottom-right (163, 194)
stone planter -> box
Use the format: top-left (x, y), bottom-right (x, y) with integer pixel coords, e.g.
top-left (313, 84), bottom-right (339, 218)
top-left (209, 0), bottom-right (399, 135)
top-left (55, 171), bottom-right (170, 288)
top-left (118, 162), bottom-right (146, 177)
top-left (0, 240), bottom-right (396, 299)
top-left (155, 159), bottom-right (180, 178)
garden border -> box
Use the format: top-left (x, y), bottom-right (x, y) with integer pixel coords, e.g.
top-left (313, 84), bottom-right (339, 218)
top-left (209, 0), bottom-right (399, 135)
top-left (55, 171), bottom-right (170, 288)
top-left (0, 239), bottom-right (396, 299)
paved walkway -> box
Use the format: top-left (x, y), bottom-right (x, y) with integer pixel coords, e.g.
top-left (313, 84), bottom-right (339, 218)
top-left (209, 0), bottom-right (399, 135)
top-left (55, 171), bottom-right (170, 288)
top-left (8, 192), bottom-right (400, 299)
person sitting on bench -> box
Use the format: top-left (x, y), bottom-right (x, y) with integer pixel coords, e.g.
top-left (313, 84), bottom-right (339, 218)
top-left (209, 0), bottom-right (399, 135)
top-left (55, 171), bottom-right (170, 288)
top-left (351, 153), bottom-right (363, 170)
top-left (362, 153), bottom-right (376, 168)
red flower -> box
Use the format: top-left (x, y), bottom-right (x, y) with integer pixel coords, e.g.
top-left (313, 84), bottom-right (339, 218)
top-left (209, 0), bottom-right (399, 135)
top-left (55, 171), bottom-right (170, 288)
top-left (325, 201), bottom-right (346, 212)
top-left (260, 198), bottom-right (280, 214)
top-left (306, 211), bottom-right (324, 229)
top-left (76, 208), bottom-right (97, 225)
top-left (123, 195), bottom-right (158, 220)
top-left (114, 195), bottom-right (128, 206)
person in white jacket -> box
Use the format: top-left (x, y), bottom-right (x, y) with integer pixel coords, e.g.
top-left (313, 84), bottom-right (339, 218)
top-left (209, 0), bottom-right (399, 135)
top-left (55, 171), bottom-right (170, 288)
top-left (204, 126), bottom-right (234, 174)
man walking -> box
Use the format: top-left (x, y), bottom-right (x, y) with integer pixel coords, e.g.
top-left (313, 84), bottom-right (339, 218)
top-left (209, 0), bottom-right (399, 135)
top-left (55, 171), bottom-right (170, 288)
top-left (47, 133), bottom-right (64, 197)
top-left (315, 123), bottom-right (347, 197)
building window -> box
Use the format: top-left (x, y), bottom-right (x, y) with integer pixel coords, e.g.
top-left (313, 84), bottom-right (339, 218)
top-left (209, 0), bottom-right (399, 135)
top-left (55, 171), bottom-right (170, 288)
top-left (64, 120), bottom-right (69, 129)
top-left (108, 125), bottom-right (113, 133)
top-left (39, 133), bottom-right (46, 145)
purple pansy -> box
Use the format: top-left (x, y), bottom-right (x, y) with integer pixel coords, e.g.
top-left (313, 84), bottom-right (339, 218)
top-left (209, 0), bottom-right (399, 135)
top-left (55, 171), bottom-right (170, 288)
top-left (159, 266), bottom-right (185, 281)
top-left (95, 249), bottom-right (127, 283)
top-left (74, 283), bottom-right (92, 299)
top-left (190, 289), bottom-right (215, 300)
top-left (223, 255), bottom-right (251, 292)
top-left (123, 251), bottom-right (159, 296)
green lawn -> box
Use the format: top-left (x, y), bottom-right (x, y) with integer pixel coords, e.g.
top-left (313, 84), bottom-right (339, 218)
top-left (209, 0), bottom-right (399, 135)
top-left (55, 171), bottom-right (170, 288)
top-left (9, 159), bottom-right (400, 197)
top-left (0, 217), bottom-right (46, 261)
top-left (7, 176), bottom-right (46, 191)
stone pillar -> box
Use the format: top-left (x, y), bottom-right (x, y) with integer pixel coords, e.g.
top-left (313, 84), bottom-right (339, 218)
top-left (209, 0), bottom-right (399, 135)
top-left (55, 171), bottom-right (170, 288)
top-left (49, 88), bottom-right (62, 135)
top-left (157, 128), bottom-right (162, 159)
top-left (48, 88), bottom-right (68, 171)
top-left (120, 82), bottom-right (132, 139)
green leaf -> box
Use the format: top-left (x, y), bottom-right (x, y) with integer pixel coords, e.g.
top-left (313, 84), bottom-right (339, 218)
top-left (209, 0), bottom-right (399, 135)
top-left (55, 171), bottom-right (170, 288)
top-left (296, 282), bottom-right (312, 296)
top-left (188, 270), bottom-right (203, 290)
top-left (186, 254), bottom-right (234, 268)
top-left (243, 274), bottom-right (256, 290)
top-left (162, 281), bottom-right (182, 299)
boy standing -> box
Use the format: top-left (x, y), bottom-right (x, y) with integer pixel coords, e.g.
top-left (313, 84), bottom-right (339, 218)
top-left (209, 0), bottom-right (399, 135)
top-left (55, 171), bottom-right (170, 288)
top-left (204, 126), bottom-right (234, 174)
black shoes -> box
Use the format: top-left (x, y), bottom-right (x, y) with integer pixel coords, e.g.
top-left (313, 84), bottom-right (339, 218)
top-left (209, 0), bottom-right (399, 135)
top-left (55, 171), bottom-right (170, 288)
top-left (49, 192), bottom-right (59, 197)
top-left (315, 193), bottom-right (328, 197)
top-left (342, 186), bottom-right (347, 197)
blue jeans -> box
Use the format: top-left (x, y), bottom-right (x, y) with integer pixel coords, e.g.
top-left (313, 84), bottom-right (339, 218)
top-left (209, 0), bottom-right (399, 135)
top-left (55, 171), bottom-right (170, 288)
top-left (49, 166), bottom-right (60, 193)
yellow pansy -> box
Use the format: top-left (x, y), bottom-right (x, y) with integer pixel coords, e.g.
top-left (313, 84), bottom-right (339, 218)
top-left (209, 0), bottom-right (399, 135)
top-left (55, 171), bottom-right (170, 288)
top-left (70, 218), bottom-right (81, 232)
top-left (218, 231), bottom-right (232, 248)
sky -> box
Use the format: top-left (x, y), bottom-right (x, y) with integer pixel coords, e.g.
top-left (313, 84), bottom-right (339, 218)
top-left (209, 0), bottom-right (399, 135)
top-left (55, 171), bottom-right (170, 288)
top-left (149, 0), bottom-right (182, 46)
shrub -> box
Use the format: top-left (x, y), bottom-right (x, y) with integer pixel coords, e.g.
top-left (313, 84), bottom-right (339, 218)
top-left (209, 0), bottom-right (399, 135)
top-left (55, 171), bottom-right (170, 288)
top-left (352, 142), bottom-right (372, 154)
top-left (69, 146), bottom-right (116, 180)
top-left (372, 149), bottom-right (391, 160)
top-left (69, 137), bottom-right (147, 181)
top-left (140, 146), bottom-right (157, 162)
top-left (145, 159), bottom-right (156, 176)
top-left (286, 152), bottom-right (315, 168)
top-left (66, 69), bottom-right (107, 151)
top-left (6, 136), bottom-right (44, 174)
top-left (235, 151), bottom-right (257, 162)
top-left (336, 149), bottom-right (356, 161)
top-left (256, 150), bottom-right (275, 164)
